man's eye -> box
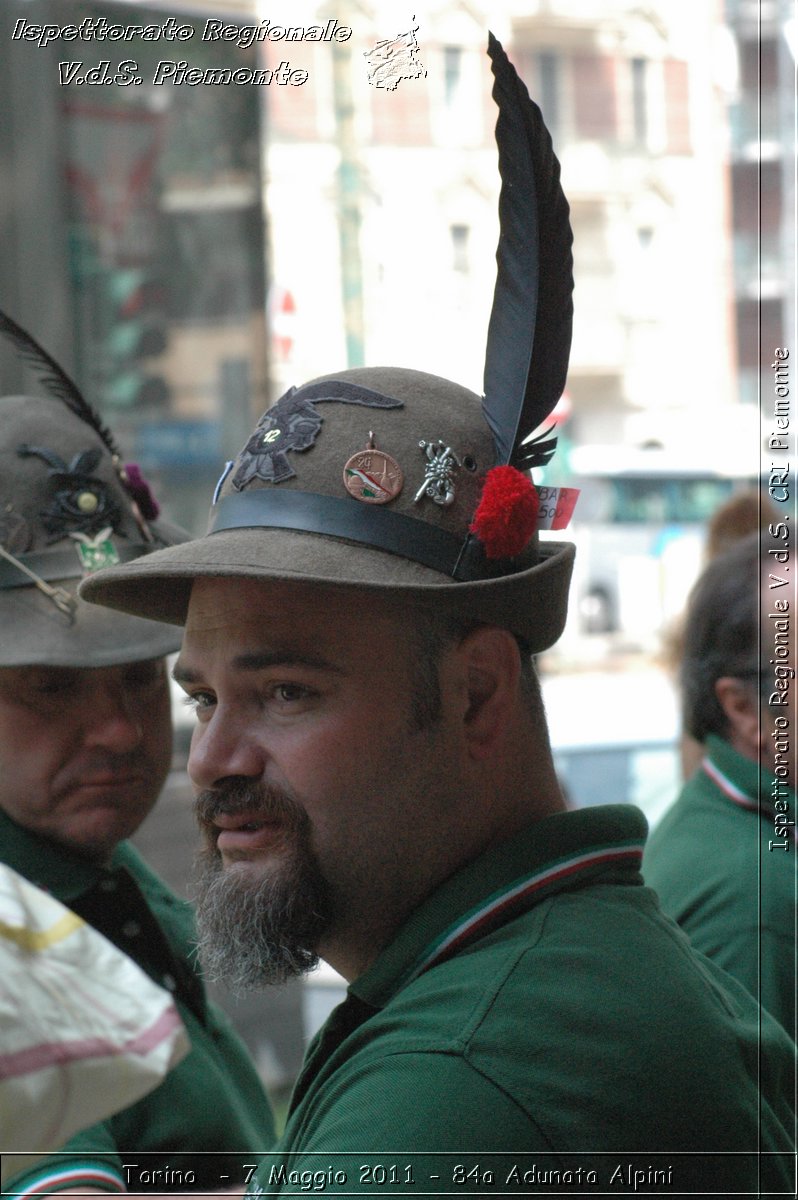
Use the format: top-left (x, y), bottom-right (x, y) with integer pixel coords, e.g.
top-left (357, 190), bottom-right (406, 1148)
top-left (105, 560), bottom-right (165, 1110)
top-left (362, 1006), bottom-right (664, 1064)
top-left (36, 680), bottom-right (74, 696)
top-left (274, 683), bottom-right (312, 703)
top-left (33, 674), bottom-right (78, 697)
top-left (183, 691), bottom-right (215, 712)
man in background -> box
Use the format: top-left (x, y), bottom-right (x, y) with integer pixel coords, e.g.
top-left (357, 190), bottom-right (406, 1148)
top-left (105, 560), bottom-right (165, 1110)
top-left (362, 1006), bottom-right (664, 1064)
top-left (645, 531), bottom-right (796, 1037)
top-left (0, 317), bottom-right (274, 1196)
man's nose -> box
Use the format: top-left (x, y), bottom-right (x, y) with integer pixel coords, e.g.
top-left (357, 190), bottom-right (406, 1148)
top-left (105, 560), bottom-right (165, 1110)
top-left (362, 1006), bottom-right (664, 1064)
top-left (82, 686), bottom-right (143, 754)
top-left (188, 708), bottom-right (266, 791)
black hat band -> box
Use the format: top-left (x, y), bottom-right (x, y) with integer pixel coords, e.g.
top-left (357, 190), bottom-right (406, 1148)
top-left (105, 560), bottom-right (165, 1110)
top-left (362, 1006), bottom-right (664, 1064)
top-left (208, 490), bottom-right (512, 583)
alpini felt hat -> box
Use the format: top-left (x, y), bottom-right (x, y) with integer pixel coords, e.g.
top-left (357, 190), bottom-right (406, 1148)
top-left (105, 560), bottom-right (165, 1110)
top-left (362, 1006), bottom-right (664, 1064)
top-left (80, 36), bottom-right (577, 653)
top-left (0, 315), bottom-right (188, 667)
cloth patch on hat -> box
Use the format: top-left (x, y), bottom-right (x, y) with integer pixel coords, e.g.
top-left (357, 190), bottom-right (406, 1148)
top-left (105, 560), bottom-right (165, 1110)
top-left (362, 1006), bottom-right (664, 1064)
top-left (17, 445), bottom-right (122, 542)
top-left (232, 382), bottom-right (404, 489)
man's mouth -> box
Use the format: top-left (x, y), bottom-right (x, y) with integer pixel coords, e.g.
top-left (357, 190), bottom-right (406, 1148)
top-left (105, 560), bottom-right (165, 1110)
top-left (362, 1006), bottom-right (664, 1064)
top-left (213, 810), bottom-right (280, 830)
top-left (212, 811), bottom-right (287, 855)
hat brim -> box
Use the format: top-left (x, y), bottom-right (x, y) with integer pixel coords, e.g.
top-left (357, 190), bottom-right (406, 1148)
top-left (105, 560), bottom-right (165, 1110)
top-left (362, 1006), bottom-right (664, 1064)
top-left (0, 515), bottom-right (188, 668)
top-left (80, 527), bottom-right (575, 654)
top-left (0, 580), bottom-right (182, 668)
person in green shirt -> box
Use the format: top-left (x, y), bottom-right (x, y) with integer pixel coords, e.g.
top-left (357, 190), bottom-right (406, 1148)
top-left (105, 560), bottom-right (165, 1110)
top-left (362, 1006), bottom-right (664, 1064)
top-left (645, 531), bottom-right (796, 1037)
top-left (0, 316), bottom-right (275, 1196)
top-left (81, 38), bottom-right (795, 1197)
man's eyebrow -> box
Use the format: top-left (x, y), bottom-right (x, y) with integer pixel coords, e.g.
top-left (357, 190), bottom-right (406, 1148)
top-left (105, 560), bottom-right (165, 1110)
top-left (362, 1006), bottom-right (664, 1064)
top-left (233, 651), bottom-right (344, 675)
top-left (172, 650), bottom-right (344, 685)
top-left (172, 661), bottom-right (201, 685)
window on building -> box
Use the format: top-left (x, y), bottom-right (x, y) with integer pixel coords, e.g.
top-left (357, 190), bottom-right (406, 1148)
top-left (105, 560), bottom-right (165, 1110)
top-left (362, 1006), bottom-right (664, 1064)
top-left (573, 53), bottom-right (617, 140)
top-left (631, 57), bottom-right (648, 146)
top-left (443, 46), bottom-right (462, 105)
top-left (537, 51), bottom-right (561, 136)
top-left (450, 224), bottom-right (470, 273)
top-left (42, 0), bottom-right (270, 533)
top-left (664, 59), bottom-right (691, 154)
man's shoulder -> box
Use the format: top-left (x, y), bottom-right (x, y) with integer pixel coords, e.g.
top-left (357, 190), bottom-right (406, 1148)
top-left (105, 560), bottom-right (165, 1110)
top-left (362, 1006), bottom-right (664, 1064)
top-left (644, 749), bottom-right (793, 902)
top-left (282, 881), bottom-right (793, 1174)
top-left (0, 807), bottom-right (101, 899)
top-left (644, 756), bottom-right (750, 873)
top-left (337, 879), bottom-right (753, 1094)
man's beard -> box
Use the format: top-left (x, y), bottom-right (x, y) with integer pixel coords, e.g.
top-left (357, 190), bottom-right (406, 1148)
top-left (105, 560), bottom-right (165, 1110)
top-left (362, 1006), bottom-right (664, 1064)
top-left (193, 780), bottom-right (331, 991)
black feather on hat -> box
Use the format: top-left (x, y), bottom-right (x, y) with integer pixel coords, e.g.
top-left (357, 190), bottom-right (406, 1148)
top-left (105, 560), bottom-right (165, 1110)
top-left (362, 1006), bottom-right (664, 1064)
top-left (482, 32), bottom-right (573, 470)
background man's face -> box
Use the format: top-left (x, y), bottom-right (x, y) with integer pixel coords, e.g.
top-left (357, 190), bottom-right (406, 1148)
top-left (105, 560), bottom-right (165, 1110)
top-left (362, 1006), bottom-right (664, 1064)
top-left (0, 659), bottom-right (173, 861)
top-left (178, 577), bottom-right (472, 982)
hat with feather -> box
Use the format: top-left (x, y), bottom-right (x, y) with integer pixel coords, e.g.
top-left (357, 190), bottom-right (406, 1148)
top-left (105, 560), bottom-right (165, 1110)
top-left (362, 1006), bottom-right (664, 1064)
top-left (81, 36), bottom-right (576, 654)
top-left (0, 313), bottom-right (187, 666)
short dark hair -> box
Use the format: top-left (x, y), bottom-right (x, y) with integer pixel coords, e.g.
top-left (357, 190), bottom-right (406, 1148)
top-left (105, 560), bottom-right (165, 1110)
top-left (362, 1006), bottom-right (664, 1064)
top-left (681, 533), bottom-right (760, 743)
top-left (409, 610), bottom-right (542, 731)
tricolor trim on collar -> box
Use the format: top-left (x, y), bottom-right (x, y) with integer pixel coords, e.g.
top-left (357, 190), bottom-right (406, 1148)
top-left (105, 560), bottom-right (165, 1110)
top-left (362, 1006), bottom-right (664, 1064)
top-left (11, 1164), bottom-right (125, 1197)
top-left (701, 757), bottom-right (756, 809)
top-left (209, 489), bottom-right (519, 582)
top-left (702, 755), bottom-right (798, 839)
top-left (404, 841), bottom-right (645, 986)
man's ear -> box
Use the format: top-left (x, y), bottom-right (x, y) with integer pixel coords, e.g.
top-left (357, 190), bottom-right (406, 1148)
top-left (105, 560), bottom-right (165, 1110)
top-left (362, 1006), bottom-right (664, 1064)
top-left (714, 676), bottom-right (763, 761)
top-left (455, 625), bottom-right (520, 760)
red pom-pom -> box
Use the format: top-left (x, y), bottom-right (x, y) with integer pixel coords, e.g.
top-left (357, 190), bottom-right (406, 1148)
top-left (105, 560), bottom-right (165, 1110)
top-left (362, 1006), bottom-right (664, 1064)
top-left (469, 466), bottom-right (539, 560)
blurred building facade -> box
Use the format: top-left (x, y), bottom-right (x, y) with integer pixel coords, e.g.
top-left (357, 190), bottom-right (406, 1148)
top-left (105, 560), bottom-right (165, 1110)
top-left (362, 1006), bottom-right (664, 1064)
top-left (1, 0), bottom-right (748, 518)
top-left (264, 0), bottom-right (738, 456)
top-left (725, 0), bottom-right (795, 410)
top-left (0, 0), bottom-right (270, 534)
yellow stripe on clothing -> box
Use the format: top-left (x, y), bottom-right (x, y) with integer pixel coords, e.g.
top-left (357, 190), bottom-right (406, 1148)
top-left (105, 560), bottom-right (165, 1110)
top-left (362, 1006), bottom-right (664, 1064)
top-left (0, 909), bottom-right (84, 950)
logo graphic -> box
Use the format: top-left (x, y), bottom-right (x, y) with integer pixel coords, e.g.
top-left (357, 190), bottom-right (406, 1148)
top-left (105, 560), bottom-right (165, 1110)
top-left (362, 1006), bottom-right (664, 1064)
top-left (364, 17), bottom-right (426, 90)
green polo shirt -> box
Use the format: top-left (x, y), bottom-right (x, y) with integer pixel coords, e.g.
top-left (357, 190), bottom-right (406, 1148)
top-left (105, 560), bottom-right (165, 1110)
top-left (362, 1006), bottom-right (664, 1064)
top-left (1, 808), bottom-right (275, 1195)
top-left (644, 734), bottom-right (797, 1038)
top-left (255, 806), bottom-right (794, 1196)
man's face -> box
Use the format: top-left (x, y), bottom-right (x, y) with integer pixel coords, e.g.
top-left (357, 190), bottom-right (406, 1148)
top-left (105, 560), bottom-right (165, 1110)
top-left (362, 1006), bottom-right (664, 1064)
top-left (0, 658), bottom-right (173, 862)
top-left (177, 577), bottom-right (471, 985)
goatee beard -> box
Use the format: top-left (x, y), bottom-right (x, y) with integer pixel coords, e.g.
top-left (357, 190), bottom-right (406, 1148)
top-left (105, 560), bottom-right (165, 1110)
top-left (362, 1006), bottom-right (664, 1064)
top-left (193, 780), bottom-right (331, 991)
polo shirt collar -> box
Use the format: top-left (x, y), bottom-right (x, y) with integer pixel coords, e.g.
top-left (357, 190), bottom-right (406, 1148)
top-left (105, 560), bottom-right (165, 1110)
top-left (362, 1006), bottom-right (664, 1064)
top-left (703, 733), bottom-right (778, 804)
top-left (349, 804), bottom-right (647, 1010)
top-left (0, 806), bottom-right (121, 903)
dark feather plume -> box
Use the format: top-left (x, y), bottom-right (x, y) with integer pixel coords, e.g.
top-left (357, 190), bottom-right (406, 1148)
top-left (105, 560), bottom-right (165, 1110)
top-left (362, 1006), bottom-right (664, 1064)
top-left (482, 33), bottom-right (573, 468)
top-left (514, 424), bottom-right (558, 470)
top-left (0, 310), bottom-right (120, 458)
